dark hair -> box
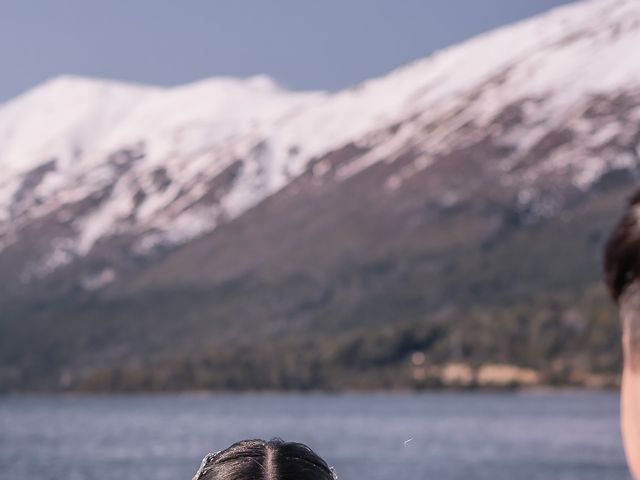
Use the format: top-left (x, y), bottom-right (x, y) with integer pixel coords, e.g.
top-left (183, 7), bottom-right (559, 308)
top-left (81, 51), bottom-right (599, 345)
top-left (604, 190), bottom-right (640, 302)
top-left (193, 438), bottom-right (336, 480)
top-left (604, 189), bottom-right (640, 370)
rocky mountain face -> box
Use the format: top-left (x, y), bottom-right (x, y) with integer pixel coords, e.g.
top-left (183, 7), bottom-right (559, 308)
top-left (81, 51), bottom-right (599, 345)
top-left (1, 0), bottom-right (639, 391)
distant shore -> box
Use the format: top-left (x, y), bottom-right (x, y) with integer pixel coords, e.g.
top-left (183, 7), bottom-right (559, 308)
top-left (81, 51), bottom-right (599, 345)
top-left (1, 361), bottom-right (621, 395)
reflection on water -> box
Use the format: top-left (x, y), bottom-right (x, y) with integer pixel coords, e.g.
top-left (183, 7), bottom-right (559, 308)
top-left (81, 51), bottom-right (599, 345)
top-left (0, 392), bottom-right (630, 480)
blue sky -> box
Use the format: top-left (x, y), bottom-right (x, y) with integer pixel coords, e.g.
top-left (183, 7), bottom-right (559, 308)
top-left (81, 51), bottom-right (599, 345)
top-left (1, 0), bottom-right (579, 102)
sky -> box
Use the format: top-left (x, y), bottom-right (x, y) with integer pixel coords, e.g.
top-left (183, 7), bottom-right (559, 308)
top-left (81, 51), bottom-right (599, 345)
top-left (0, 0), bottom-right (580, 102)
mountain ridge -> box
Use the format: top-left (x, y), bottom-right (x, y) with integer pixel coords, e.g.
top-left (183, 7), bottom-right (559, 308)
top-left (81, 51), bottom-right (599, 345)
top-left (1, 0), bottom-right (639, 391)
top-left (1, 0), bottom-right (638, 290)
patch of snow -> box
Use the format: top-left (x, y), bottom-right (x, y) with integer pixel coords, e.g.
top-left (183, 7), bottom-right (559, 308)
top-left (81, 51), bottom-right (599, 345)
top-left (81, 268), bottom-right (116, 291)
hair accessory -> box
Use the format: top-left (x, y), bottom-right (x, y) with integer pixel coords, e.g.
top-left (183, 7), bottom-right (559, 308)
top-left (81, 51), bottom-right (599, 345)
top-left (329, 465), bottom-right (339, 480)
top-left (192, 451), bottom-right (220, 480)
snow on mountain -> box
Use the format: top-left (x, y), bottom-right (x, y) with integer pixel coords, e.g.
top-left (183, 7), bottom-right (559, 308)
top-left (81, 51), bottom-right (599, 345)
top-left (0, 76), bottom-right (154, 220)
top-left (0, 75), bottom-right (155, 175)
top-left (1, 0), bottom-right (639, 288)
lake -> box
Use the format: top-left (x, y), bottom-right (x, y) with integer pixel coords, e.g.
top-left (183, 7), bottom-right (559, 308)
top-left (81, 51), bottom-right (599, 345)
top-left (0, 392), bottom-right (630, 480)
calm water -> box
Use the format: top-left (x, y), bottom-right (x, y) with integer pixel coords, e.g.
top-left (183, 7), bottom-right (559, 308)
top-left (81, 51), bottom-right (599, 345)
top-left (0, 392), bottom-right (630, 480)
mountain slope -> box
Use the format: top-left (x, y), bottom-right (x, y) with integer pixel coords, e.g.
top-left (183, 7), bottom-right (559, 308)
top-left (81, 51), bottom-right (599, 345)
top-left (2, 0), bottom-right (639, 294)
top-left (1, 0), bottom-right (639, 391)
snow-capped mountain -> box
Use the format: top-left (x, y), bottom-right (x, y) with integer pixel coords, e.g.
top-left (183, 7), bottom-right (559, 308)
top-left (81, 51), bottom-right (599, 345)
top-left (4, 0), bottom-right (640, 392)
top-left (1, 0), bottom-right (639, 295)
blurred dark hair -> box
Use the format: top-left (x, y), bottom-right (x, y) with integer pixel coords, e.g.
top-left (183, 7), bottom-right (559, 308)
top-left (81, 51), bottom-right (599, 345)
top-left (193, 438), bottom-right (336, 480)
top-left (604, 189), bottom-right (640, 369)
top-left (604, 190), bottom-right (640, 302)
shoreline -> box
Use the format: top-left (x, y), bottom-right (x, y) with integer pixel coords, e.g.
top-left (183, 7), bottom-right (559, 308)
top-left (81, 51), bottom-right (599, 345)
top-left (0, 384), bottom-right (621, 397)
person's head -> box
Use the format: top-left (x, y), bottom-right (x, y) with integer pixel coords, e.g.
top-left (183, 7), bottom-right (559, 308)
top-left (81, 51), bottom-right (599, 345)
top-left (192, 439), bottom-right (336, 480)
top-left (604, 190), bottom-right (640, 479)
